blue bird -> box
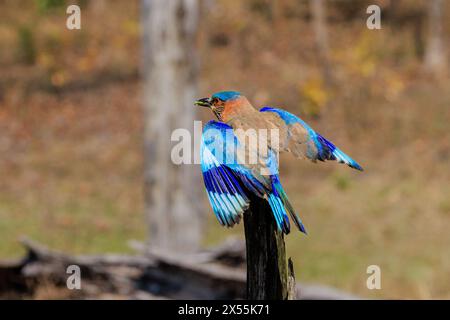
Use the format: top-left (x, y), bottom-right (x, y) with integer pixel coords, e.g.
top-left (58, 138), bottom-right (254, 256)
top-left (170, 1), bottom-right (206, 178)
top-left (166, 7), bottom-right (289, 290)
top-left (195, 91), bottom-right (363, 235)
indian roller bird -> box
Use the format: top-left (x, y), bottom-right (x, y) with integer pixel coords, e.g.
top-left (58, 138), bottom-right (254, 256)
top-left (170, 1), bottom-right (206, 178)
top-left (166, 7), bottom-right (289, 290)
top-left (195, 91), bottom-right (363, 235)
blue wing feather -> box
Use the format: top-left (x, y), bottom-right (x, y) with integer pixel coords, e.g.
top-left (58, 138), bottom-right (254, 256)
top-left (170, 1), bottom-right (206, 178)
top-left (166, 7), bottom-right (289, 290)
top-left (260, 107), bottom-right (363, 171)
top-left (201, 121), bottom-right (251, 227)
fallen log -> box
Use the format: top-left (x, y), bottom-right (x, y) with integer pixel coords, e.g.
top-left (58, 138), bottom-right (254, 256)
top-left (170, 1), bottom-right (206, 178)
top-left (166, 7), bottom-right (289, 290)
top-left (0, 237), bottom-right (360, 300)
top-left (0, 237), bottom-right (245, 299)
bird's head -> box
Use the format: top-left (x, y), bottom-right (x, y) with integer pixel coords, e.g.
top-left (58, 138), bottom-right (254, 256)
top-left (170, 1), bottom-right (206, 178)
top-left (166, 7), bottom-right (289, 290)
top-left (195, 91), bottom-right (245, 121)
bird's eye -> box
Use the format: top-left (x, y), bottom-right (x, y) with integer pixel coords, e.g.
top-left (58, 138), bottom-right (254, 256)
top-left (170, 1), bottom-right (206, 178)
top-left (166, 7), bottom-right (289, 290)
top-left (211, 98), bottom-right (218, 105)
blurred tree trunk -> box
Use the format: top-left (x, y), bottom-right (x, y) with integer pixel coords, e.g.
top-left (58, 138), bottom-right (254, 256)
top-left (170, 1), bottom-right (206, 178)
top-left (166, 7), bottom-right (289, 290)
top-left (271, 0), bottom-right (286, 54)
top-left (141, 0), bottom-right (203, 253)
top-left (412, 12), bottom-right (425, 60)
top-left (310, 0), bottom-right (333, 88)
top-left (424, 0), bottom-right (447, 76)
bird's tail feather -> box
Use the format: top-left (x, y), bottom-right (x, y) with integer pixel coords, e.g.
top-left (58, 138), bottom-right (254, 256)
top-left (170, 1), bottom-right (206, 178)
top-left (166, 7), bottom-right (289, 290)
top-left (272, 177), bottom-right (307, 234)
top-left (267, 193), bottom-right (290, 234)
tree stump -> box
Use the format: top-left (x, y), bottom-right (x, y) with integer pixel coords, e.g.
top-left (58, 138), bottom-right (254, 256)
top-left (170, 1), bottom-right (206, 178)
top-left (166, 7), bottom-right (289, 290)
top-left (243, 194), bottom-right (292, 300)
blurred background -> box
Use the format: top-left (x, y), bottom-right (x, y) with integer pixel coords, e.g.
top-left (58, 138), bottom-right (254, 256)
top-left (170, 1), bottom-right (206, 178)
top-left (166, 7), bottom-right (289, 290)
top-left (0, 0), bottom-right (449, 299)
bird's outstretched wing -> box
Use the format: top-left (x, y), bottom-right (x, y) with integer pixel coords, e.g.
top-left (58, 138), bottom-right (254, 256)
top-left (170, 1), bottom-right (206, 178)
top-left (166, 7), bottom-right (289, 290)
top-left (260, 107), bottom-right (363, 171)
top-left (201, 120), bottom-right (306, 234)
top-left (200, 121), bottom-right (252, 227)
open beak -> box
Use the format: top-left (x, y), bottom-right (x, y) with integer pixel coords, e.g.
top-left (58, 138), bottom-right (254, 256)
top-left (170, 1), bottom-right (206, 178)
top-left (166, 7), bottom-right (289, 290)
top-left (194, 97), bottom-right (212, 108)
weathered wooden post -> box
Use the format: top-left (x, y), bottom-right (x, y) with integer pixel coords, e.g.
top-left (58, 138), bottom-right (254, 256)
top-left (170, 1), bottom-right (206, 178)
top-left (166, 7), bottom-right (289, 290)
top-left (244, 194), bottom-right (296, 300)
